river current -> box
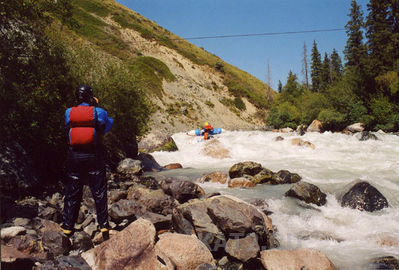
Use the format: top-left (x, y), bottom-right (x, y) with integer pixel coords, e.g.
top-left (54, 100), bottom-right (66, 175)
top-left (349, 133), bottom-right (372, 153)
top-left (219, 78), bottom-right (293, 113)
top-left (150, 130), bottom-right (399, 269)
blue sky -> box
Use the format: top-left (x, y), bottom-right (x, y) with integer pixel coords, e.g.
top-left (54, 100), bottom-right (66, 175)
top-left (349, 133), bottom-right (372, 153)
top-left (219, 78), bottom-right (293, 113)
top-left (116, 0), bottom-right (369, 89)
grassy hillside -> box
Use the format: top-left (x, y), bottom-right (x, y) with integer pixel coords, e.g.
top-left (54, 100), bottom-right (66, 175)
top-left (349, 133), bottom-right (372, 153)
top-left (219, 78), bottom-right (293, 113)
top-left (57, 0), bottom-right (274, 108)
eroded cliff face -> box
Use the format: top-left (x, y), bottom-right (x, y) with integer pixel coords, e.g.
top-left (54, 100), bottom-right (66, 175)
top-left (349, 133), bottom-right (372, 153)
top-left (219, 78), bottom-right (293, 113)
top-left (112, 17), bottom-right (266, 133)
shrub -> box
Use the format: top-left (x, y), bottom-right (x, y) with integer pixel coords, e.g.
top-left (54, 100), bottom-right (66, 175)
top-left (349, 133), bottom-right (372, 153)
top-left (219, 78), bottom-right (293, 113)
top-left (318, 109), bottom-right (346, 131)
top-left (266, 102), bottom-right (300, 129)
top-left (233, 97), bottom-right (246, 111)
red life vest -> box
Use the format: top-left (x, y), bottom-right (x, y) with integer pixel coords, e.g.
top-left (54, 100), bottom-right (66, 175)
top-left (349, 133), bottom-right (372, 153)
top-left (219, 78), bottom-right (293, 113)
top-left (69, 106), bottom-right (98, 147)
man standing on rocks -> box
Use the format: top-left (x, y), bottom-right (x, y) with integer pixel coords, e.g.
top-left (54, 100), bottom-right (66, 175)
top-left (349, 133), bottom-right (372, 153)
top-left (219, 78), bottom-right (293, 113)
top-left (61, 85), bottom-right (113, 240)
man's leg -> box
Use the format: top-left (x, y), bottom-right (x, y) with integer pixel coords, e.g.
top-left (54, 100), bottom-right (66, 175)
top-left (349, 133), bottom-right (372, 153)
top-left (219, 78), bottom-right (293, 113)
top-left (62, 173), bottom-right (83, 235)
top-left (88, 169), bottom-right (109, 229)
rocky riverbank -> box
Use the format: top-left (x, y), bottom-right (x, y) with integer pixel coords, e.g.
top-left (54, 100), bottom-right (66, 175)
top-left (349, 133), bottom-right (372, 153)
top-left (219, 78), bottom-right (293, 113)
top-left (2, 155), bottom-right (398, 270)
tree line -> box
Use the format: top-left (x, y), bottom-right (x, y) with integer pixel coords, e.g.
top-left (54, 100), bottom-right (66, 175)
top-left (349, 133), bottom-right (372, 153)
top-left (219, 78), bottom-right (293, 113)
top-left (268, 0), bottom-right (399, 132)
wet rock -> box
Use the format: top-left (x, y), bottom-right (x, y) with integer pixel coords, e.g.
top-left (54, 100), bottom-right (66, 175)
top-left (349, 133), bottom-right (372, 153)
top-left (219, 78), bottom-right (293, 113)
top-left (270, 170), bottom-right (301, 185)
top-left (117, 158), bottom-right (143, 177)
top-left (127, 185), bottom-right (152, 200)
top-left (246, 199), bottom-right (272, 216)
top-left (71, 231), bottom-right (93, 253)
top-left (357, 131), bottom-right (379, 141)
top-left (33, 218), bottom-right (62, 235)
top-left (198, 171), bottom-right (228, 184)
top-left (307, 119), bottom-right (323, 132)
top-left (109, 199), bottom-right (145, 222)
top-left (341, 181), bottom-right (389, 212)
top-left (260, 248), bottom-right (335, 270)
top-left (228, 177), bottom-right (255, 188)
top-left (163, 163), bottom-right (183, 170)
top-left (82, 218), bottom-right (160, 270)
top-left (346, 122), bottom-right (364, 133)
top-left (1, 226), bottom-right (26, 241)
top-left (42, 230), bottom-right (71, 256)
top-left (1, 245), bottom-right (36, 270)
top-left (297, 125), bottom-right (306, 136)
top-left (225, 233), bottom-right (260, 262)
top-left (137, 152), bottom-right (164, 172)
top-left (274, 136), bottom-right (284, 141)
top-left (202, 139), bottom-right (231, 159)
top-left (285, 181), bottom-right (327, 206)
top-left (371, 256), bottom-right (399, 270)
top-left (291, 138), bottom-right (315, 149)
top-left (35, 255), bottom-right (92, 270)
top-left (229, 161), bottom-right (263, 179)
top-left (0, 141), bottom-right (39, 198)
top-left (155, 233), bottom-right (216, 270)
top-left (217, 256), bottom-right (243, 270)
top-left (161, 178), bottom-right (205, 204)
top-left (252, 168), bottom-right (274, 185)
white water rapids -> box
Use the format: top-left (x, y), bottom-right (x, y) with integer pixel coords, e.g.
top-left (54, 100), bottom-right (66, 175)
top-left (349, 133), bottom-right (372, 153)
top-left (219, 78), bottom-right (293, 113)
top-left (150, 131), bottom-right (399, 269)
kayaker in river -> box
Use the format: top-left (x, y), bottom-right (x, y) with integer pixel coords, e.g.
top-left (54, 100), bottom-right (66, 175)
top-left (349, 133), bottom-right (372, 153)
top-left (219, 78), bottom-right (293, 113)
top-left (202, 122), bottom-right (214, 140)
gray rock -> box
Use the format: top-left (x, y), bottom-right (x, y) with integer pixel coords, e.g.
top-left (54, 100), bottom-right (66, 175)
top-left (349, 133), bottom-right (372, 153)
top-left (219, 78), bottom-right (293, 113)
top-left (1, 226), bottom-right (26, 241)
top-left (35, 255), bottom-right (91, 270)
top-left (42, 230), bottom-right (71, 256)
top-left (138, 131), bottom-right (177, 153)
top-left (371, 256), bottom-right (399, 270)
top-left (137, 152), bottom-right (164, 172)
top-left (346, 122), bottom-right (364, 133)
top-left (274, 136), bottom-right (284, 141)
top-left (117, 158), bottom-right (143, 176)
top-left (161, 178), bottom-right (205, 204)
top-left (38, 206), bottom-right (61, 223)
top-left (7, 234), bottom-right (41, 255)
top-left (225, 233), bottom-right (260, 262)
top-left (341, 181), bottom-right (388, 212)
top-left (71, 231), bottom-right (94, 253)
top-left (109, 199), bottom-right (145, 222)
top-left (356, 131), bottom-right (379, 141)
top-left (285, 181), bottom-right (327, 206)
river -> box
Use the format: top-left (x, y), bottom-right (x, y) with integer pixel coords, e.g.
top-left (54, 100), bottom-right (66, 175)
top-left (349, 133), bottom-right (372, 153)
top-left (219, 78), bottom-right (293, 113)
top-left (150, 130), bottom-right (399, 269)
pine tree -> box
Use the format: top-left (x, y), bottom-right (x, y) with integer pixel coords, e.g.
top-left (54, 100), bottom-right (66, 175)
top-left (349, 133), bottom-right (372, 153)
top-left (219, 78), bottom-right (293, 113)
top-left (331, 49), bottom-right (343, 83)
top-left (278, 80), bottom-right (283, 93)
top-left (311, 40), bottom-right (322, 92)
top-left (344, 0), bottom-right (366, 69)
top-left (321, 53), bottom-right (331, 92)
top-left (366, 0), bottom-right (391, 75)
top-left (389, 0), bottom-right (399, 66)
top-left (283, 71), bottom-right (302, 97)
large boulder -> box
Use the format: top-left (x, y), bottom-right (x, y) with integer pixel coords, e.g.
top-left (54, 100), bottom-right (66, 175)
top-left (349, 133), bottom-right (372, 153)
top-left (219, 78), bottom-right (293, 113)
top-left (7, 234), bottom-right (42, 255)
top-left (155, 233), bottom-right (215, 270)
top-left (0, 141), bottom-right (39, 198)
top-left (229, 161), bottom-right (264, 179)
top-left (138, 131), bottom-right (177, 153)
top-left (1, 226), bottom-right (26, 241)
top-left (160, 178), bottom-right (205, 204)
top-left (137, 153), bottom-right (164, 172)
top-left (206, 195), bottom-right (277, 250)
top-left (341, 181), bottom-right (389, 212)
top-left (270, 170), bottom-right (301, 185)
top-left (173, 200), bottom-right (225, 251)
top-left (260, 248), bottom-right (335, 270)
top-left (252, 168), bottom-right (274, 185)
top-left (82, 218), bottom-right (162, 270)
top-left (285, 181), bottom-right (327, 206)
top-left (136, 189), bottom-right (177, 215)
top-left (307, 120), bottom-right (323, 132)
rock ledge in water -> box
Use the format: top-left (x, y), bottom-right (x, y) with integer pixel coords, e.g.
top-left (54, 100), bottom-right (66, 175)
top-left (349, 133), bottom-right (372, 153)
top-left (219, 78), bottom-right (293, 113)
top-left (341, 181), bottom-right (388, 212)
top-left (285, 181), bottom-right (327, 206)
